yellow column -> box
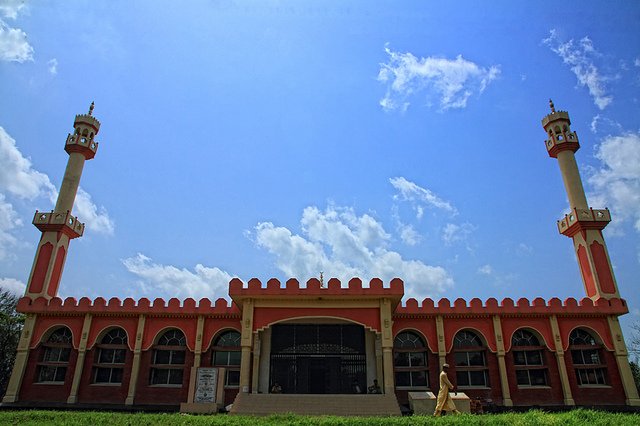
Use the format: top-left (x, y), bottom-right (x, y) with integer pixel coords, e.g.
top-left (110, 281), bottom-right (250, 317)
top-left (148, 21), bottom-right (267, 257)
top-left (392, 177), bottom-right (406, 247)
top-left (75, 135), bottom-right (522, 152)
top-left (549, 315), bottom-right (575, 405)
top-left (54, 152), bottom-right (87, 214)
top-left (607, 316), bottom-right (640, 406)
top-left (194, 315), bottom-right (205, 369)
top-left (380, 298), bottom-right (394, 394)
top-left (435, 315), bottom-right (447, 370)
top-left (492, 315), bottom-right (513, 406)
top-left (375, 334), bottom-right (383, 384)
top-left (67, 314), bottom-right (93, 403)
top-left (251, 333), bottom-right (261, 393)
top-left (556, 150), bottom-right (589, 210)
top-left (239, 299), bottom-right (254, 393)
top-left (2, 313), bottom-right (37, 403)
top-left (125, 315), bottom-right (146, 405)
top-left (185, 315), bottom-right (205, 405)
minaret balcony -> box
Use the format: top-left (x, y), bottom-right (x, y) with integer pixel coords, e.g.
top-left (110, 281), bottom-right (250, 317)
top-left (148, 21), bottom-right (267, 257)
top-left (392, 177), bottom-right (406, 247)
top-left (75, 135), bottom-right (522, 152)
top-left (65, 133), bottom-right (98, 159)
top-left (545, 131), bottom-right (580, 158)
top-left (33, 210), bottom-right (85, 238)
top-left (557, 208), bottom-right (611, 236)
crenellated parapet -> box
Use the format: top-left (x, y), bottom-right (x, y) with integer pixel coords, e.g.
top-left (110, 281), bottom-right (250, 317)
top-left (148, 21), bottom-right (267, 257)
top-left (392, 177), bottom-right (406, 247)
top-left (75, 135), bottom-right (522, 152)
top-left (229, 277), bottom-right (405, 305)
top-left (394, 296), bottom-right (628, 317)
top-left (16, 296), bottom-right (241, 317)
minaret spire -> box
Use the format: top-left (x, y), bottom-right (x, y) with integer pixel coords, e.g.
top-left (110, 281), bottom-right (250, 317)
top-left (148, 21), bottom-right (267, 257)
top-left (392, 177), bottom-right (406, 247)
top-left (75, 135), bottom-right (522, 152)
top-left (25, 104), bottom-right (102, 299)
top-left (541, 101), bottom-right (619, 299)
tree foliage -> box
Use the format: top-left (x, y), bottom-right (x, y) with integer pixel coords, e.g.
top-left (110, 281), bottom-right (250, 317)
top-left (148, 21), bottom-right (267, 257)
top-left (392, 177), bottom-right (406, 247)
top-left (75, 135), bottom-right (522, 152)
top-left (0, 289), bottom-right (24, 398)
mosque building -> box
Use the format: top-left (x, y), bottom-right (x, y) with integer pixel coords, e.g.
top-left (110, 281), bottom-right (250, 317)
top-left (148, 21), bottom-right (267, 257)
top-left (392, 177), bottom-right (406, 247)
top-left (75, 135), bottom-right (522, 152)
top-left (2, 102), bottom-right (639, 415)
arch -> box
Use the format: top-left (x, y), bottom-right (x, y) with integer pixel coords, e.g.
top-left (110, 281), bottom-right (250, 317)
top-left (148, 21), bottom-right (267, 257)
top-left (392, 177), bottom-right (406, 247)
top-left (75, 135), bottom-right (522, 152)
top-left (393, 330), bottom-right (429, 390)
top-left (36, 326), bottom-right (73, 383)
top-left (92, 325), bottom-right (132, 350)
top-left (505, 326), bottom-right (551, 352)
top-left (203, 326), bottom-right (241, 353)
top-left (567, 325), bottom-right (605, 346)
top-left (149, 326), bottom-right (188, 346)
top-left (510, 328), bottom-right (548, 387)
top-left (212, 330), bottom-right (241, 391)
top-left (453, 328), bottom-right (489, 348)
top-left (149, 328), bottom-right (187, 386)
top-left (39, 323), bottom-right (75, 346)
top-left (394, 328), bottom-right (430, 350)
top-left (452, 329), bottom-right (489, 388)
top-left (92, 327), bottom-right (129, 384)
top-left (568, 327), bottom-right (608, 386)
top-left (256, 315), bottom-right (379, 335)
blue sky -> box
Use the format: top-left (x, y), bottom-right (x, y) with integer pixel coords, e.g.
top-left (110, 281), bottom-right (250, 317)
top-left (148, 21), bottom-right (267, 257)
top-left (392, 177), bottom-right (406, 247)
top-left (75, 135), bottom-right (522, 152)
top-left (1, 1), bottom-right (639, 338)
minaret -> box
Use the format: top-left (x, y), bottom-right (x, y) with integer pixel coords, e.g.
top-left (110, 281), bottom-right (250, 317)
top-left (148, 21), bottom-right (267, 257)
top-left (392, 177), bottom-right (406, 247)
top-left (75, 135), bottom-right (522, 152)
top-left (542, 100), bottom-right (619, 299)
top-left (25, 103), bottom-right (101, 299)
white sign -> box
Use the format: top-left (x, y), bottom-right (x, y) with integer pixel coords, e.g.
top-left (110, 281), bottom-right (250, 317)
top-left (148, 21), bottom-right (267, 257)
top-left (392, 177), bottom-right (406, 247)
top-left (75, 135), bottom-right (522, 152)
top-left (194, 368), bottom-right (218, 403)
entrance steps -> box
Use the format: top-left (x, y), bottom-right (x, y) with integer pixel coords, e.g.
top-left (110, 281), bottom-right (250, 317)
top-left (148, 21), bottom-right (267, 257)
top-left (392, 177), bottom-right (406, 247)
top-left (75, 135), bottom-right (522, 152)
top-left (230, 393), bottom-right (402, 416)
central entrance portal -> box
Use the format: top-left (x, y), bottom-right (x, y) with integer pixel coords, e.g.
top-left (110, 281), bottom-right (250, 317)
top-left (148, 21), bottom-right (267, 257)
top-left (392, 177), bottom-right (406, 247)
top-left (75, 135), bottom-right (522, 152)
top-left (269, 324), bottom-right (367, 394)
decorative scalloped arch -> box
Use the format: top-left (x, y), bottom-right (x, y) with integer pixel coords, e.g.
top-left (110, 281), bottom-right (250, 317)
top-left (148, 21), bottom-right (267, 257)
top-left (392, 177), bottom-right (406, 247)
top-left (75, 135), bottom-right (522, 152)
top-left (447, 326), bottom-right (493, 353)
top-left (88, 325), bottom-right (131, 351)
top-left (254, 315), bottom-right (379, 335)
top-left (505, 326), bottom-right (552, 352)
top-left (393, 327), bottom-right (433, 353)
top-left (203, 326), bottom-right (242, 354)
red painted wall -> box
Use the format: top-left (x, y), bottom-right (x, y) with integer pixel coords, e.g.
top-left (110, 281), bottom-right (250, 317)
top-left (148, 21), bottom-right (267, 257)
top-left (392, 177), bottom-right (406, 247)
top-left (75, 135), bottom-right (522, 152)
top-left (76, 347), bottom-right (133, 404)
top-left (19, 345), bottom-right (77, 402)
top-left (133, 350), bottom-right (192, 405)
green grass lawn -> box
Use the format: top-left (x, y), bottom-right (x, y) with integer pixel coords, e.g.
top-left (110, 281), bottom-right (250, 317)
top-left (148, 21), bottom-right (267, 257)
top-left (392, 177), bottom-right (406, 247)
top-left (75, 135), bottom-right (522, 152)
top-left (0, 409), bottom-right (639, 426)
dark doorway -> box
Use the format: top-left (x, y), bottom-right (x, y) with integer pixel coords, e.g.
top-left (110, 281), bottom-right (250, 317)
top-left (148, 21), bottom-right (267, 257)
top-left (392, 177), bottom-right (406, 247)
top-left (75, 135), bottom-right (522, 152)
top-left (269, 324), bottom-right (366, 394)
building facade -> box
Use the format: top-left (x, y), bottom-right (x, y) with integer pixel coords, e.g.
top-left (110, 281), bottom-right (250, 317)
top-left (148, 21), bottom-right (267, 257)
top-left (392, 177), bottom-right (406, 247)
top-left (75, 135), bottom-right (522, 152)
top-left (2, 102), bottom-right (639, 414)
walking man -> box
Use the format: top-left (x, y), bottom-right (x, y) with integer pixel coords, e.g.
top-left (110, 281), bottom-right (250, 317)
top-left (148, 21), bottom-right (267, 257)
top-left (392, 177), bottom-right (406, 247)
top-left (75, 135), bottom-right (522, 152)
top-left (434, 363), bottom-right (461, 416)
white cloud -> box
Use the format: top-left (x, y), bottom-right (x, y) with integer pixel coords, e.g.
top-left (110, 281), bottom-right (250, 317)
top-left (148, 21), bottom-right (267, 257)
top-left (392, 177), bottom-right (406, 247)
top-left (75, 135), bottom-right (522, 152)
top-left (0, 0), bottom-right (26, 20)
top-left (442, 222), bottom-right (474, 246)
top-left (517, 243), bottom-right (533, 256)
top-left (47, 57), bottom-right (57, 75)
top-left (390, 176), bottom-right (457, 216)
top-left (122, 253), bottom-right (234, 300)
top-left (477, 264), bottom-right (492, 275)
top-left (0, 277), bottom-right (25, 295)
top-left (0, 20), bottom-right (33, 62)
top-left (0, 126), bottom-right (114, 237)
top-left (635, 58), bottom-right (640, 68)
top-left (74, 188), bottom-right (114, 236)
top-left (588, 132), bottom-right (640, 233)
top-left (0, 127), bottom-right (55, 200)
top-left (253, 204), bottom-right (453, 299)
top-left (0, 193), bottom-right (21, 260)
top-left (378, 45), bottom-right (500, 111)
top-left (398, 223), bottom-right (421, 246)
top-left (543, 30), bottom-right (612, 110)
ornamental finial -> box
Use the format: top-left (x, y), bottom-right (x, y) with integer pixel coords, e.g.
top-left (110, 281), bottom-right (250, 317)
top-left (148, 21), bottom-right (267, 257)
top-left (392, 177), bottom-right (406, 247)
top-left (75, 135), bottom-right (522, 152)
top-left (549, 99), bottom-right (555, 113)
top-left (89, 101), bottom-right (95, 116)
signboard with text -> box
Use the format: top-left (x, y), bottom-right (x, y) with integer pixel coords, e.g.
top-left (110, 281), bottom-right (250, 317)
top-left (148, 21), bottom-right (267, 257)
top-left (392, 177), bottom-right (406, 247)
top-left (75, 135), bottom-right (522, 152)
top-left (194, 367), bottom-right (218, 403)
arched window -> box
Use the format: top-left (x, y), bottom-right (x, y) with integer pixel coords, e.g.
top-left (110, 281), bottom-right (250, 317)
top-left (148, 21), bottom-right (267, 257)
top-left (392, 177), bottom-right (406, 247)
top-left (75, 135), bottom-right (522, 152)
top-left (512, 329), bottom-right (547, 386)
top-left (453, 330), bottom-right (489, 387)
top-left (569, 329), bottom-right (607, 385)
top-left (393, 331), bottom-right (428, 388)
top-left (150, 329), bottom-right (186, 386)
top-left (37, 327), bottom-right (72, 383)
top-left (212, 330), bottom-right (241, 388)
top-left (93, 328), bottom-right (128, 384)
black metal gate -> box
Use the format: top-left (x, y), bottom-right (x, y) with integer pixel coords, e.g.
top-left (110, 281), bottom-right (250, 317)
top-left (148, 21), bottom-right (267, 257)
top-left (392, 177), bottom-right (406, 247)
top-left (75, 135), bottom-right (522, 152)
top-left (269, 324), bottom-right (367, 394)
